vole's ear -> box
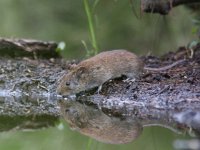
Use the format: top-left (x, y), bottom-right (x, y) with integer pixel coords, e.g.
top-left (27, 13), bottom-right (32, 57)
top-left (76, 66), bottom-right (88, 79)
top-left (77, 66), bottom-right (87, 74)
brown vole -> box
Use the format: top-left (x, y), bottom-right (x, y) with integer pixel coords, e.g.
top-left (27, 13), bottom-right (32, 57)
top-left (57, 49), bottom-right (184, 95)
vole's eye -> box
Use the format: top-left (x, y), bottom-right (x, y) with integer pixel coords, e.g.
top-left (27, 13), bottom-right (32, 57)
top-left (66, 82), bottom-right (70, 86)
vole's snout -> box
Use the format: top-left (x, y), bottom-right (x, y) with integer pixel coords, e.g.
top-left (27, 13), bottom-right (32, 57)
top-left (57, 84), bottom-right (66, 96)
top-left (57, 82), bottom-right (74, 97)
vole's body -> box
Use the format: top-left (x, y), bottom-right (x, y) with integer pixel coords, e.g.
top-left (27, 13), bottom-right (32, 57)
top-left (57, 50), bottom-right (183, 95)
top-left (57, 50), bottom-right (143, 95)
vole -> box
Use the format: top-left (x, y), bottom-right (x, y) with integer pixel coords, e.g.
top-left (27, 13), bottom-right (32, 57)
top-left (57, 50), bottom-right (184, 96)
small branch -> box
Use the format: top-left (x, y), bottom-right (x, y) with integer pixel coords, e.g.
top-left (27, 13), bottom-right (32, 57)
top-left (141, 0), bottom-right (200, 15)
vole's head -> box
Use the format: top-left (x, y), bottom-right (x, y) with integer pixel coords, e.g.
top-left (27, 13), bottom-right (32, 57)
top-left (57, 66), bottom-right (90, 96)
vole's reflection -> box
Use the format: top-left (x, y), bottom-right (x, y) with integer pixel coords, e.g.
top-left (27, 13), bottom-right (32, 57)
top-left (58, 99), bottom-right (142, 144)
top-left (59, 98), bottom-right (200, 144)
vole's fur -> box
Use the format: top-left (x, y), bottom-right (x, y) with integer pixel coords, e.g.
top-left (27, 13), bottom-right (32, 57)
top-left (57, 50), bottom-right (143, 95)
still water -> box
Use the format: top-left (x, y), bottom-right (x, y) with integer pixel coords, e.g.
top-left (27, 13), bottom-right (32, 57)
top-left (0, 121), bottom-right (192, 150)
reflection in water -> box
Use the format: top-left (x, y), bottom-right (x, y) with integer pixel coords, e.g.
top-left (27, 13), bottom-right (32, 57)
top-left (59, 99), bottom-right (200, 144)
top-left (59, 99), bottom-right (142, 144)
top-left (173, 110), bottom-right (200, 136)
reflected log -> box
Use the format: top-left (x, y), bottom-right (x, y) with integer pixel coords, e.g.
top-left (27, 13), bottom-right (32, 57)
top-left (59, 99), bottom-right (200, 144)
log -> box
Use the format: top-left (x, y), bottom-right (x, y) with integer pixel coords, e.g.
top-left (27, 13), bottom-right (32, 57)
top-left (0, 38), bottom-right (199, 142)
top-left (0, 38), bottom-right (58, 58)
top-left (0, 38), bottom-right (61, 131)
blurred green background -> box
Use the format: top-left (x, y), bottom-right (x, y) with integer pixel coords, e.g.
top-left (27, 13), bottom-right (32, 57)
top-left (0, 0), bottom-right (197, 58)
top-left (0, 0), bottom-right (195, 149)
